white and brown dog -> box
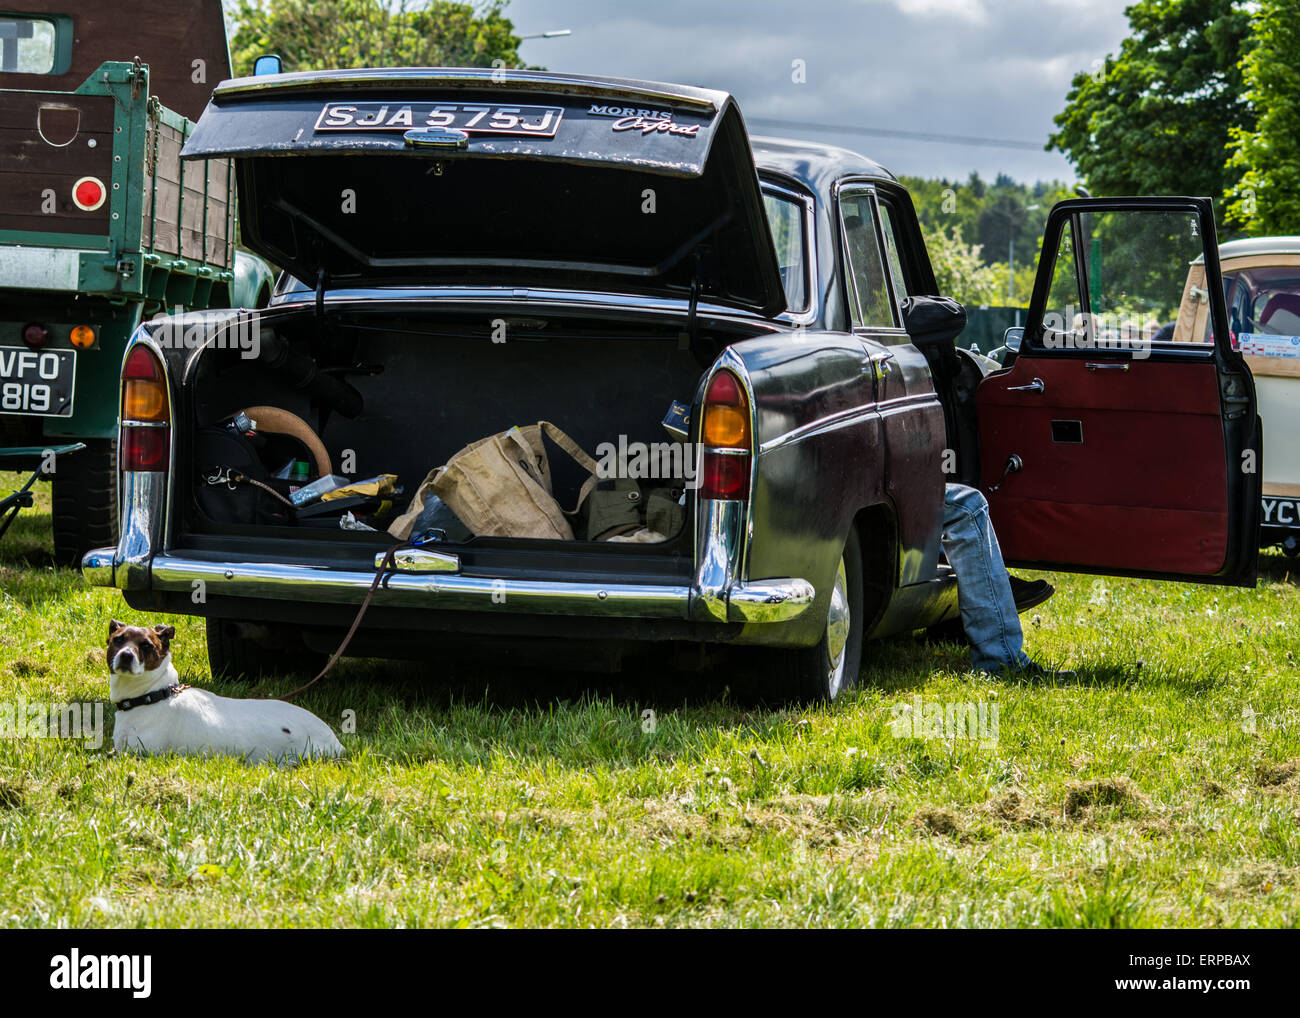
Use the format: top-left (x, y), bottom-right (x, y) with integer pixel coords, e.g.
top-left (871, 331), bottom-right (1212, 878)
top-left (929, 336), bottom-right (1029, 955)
top-left (108, 620), bottom-right (343, 764)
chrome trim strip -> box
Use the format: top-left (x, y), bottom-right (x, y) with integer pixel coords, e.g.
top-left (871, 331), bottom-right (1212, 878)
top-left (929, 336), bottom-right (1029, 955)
top-left (694, 498), bottom-right (745, 621)
top-left (698, 348), bottom-right (758, 581)
top-left (759, 404), bottom-right (880, 455)
top-left (114, 471), bottom-right (167, 591)
top-left (267, 285), bottom-right (778, 326)
top-left (118, 328), bottom-right (178, 554)
top-left (126, 553), bottom-right (812, 623)
top-left (213, 69), bottom-right (721, 113)
top-left (377, 548), bottom-right (460, 573)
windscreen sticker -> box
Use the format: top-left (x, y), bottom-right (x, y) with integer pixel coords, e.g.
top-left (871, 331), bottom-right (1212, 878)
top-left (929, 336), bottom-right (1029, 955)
top-left (1238, 333), bottom-right (1300, 358)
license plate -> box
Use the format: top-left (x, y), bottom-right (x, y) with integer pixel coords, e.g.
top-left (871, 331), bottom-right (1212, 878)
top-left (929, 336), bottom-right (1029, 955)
top-left (1262, 496), bottom-right (1300, 530)
top-left (314, 102), bottom-right (563, 137)
top-left (0, 346), bottom-right (75, 417)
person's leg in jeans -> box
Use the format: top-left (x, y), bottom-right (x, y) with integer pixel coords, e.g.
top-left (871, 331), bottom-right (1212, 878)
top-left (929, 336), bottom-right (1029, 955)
top-left (941, 482), bottom-right (1031, 673)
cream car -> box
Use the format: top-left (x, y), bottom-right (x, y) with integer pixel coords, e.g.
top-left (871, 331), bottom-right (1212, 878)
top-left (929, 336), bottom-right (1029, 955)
top-left (1181, 237), bottom-right (1300, 554)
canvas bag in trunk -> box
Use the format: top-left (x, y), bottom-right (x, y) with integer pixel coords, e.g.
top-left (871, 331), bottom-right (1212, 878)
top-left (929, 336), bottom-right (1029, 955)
top-left (389, 422), bottom-right (598, 541)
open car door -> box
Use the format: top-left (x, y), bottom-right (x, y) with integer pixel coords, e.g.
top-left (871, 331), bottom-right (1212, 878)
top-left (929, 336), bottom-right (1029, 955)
top-left (975, 197), bottom-right (1260, 586)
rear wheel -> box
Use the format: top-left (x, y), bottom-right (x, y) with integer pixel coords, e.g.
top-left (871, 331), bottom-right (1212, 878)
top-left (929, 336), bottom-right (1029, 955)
top-left (206, 619), bottom-right (328, 683)
top-left (768, 528), bottom-right (865, 704)
top-left (50, 438), bottom-right (117, 568)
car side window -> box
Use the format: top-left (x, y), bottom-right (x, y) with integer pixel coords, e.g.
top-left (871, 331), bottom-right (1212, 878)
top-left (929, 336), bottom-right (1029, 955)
top-left (876, 202), bottom-right (910, 302)
top-left (839, 191), bottom-right (896, 328)
top-left (762, 191), bottom-right (808, 314)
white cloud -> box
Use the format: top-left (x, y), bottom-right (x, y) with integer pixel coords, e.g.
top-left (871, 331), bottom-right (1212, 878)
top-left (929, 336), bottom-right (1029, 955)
top-left (891, 0), bottom-right (989, 23)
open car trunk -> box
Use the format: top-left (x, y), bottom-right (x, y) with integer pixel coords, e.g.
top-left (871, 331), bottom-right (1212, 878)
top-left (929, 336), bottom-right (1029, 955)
top-left (181, 305), bottom-right (766, 575)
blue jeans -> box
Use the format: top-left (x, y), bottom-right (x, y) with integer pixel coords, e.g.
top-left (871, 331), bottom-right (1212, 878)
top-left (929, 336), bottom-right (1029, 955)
top-left (942, 483), bottom-right (1030, 673)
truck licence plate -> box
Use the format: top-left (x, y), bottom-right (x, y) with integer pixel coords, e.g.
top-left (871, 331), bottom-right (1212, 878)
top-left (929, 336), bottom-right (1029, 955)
top-left (0, 347), bottom-right (75, 417)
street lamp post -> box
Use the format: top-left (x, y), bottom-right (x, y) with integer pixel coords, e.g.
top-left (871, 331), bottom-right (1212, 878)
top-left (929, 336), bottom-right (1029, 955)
top-left (999, 203), bottom-right (1039, 305)
top-left (518, 29), bottom-right (572, 40)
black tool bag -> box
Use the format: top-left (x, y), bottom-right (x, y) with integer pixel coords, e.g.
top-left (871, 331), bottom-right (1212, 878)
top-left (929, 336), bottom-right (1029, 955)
top-left (195, 427), bottom-right (297, 525)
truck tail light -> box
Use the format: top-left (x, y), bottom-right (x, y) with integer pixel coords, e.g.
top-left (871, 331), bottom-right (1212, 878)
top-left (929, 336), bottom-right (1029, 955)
top-left (21, 322), bottom-right (49, 349)
top-left (72, 176), bottom-right (106, 212)
top-left (700, 370), bottom-right (751, 501)
top-left (121, 345), bottom-right (170, 471)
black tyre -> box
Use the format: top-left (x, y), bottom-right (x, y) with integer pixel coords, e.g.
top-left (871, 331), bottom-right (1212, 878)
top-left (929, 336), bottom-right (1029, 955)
top-left (206, 619), bottom-right (328, 683)
top-left (50, 438), bottom-right (117, 568)
top-left (767, 527), bottom-right (866, 704)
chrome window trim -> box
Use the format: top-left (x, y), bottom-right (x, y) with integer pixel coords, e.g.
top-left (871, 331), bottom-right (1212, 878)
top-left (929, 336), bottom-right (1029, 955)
top-left (759, 176), bottom-right (817, 326)
top-left (833, 180), bottom-right (905, 332)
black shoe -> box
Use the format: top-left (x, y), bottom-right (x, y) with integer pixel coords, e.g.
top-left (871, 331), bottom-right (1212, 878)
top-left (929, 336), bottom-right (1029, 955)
top-left (1019, 660), bottom-right (1077, 682)
top-left (1009, 575), bottom-right (1054, 613)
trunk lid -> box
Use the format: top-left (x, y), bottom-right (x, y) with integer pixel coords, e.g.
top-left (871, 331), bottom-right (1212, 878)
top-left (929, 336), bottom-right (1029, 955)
top-left (180, 69), bottom-right (786, 317)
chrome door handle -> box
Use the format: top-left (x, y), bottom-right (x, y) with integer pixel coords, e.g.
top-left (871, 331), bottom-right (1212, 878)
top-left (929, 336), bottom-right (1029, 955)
top-left (1085, 362), bottom-right (1130, 372)
top-left (865, 351), bottom-right (895, 379)
top-left (1006, 377), bottom-right (1045, 393)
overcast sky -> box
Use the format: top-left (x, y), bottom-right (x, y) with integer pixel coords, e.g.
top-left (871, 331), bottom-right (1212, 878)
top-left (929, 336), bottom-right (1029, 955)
top-left (510, 0), bottom-right (1133, 185)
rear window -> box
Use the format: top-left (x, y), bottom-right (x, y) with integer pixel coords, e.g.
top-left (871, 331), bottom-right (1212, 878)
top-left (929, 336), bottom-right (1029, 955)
top-left (0, 16), bottom-right (57, 74)
top-left (1224, 264), bottom-right (1300, 337)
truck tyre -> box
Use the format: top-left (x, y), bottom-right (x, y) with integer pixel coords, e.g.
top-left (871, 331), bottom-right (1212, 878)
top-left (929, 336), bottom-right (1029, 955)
top-left (763, 528), bottom-right (865, 705)
top-left (50, 439), bottom-right (118, 568)
top-left (206, 619), bottom-right (328, 683)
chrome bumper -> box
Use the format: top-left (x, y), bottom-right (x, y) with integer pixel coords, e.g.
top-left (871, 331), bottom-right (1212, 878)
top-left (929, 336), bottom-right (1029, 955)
top-left (81, 547), bottom-right (812, 623)
top-left (81, 474), bottom-right (814, 624)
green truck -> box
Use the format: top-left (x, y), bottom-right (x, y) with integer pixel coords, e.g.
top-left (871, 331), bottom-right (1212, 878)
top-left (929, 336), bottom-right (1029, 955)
top-left (0, 0), bottom-right (272, 563)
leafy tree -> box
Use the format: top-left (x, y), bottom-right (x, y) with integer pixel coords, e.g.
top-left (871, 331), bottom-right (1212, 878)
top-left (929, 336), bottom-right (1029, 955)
top-left (228, 0), bottom-right (528, 78)
top-left (1224, 0), bottom-right (1300, 234)
top-left (1047, 0), bottom-right (1255, 220)
top-left (924, 225), bottom-right (1002, 307)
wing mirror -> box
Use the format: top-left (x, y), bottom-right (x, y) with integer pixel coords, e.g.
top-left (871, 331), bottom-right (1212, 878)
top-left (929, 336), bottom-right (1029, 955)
top-left (1003, 326), bottom-right (1024, 353)
top-left (253, 54), bottom-right (283, 76)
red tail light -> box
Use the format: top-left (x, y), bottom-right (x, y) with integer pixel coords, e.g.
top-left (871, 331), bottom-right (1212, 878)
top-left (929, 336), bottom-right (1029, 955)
top-left (121, 345), bottom-right (170, 471)
top-left (700, 370), bottom-right (751, 500)
top-left (72, 176), bottom-right (106, 212)
top-left (21, 323), bottom-right (49, 349)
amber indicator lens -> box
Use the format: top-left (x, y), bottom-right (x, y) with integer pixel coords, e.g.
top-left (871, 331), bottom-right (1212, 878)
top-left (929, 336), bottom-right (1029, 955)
top-left (702, 370), bottom-right (750, 449)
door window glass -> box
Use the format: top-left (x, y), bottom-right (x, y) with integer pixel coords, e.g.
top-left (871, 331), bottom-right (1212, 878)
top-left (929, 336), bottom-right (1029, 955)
top-left (876, 202), bottom-right (910, 301)
top-left (839, 192), bottom-right (896, 328)
top-left (1040, 208), bottom-right (1214, 353)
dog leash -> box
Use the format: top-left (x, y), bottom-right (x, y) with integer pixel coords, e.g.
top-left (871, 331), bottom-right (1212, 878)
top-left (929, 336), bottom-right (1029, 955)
top-left (277, 542), bottom-right (411, 701)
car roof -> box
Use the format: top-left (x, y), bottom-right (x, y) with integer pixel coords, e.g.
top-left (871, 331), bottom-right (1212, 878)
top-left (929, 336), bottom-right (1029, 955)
top-left (1219, 236), bottom-right (1300, 260)
top-left (751, 135), bottom-right (897, 194)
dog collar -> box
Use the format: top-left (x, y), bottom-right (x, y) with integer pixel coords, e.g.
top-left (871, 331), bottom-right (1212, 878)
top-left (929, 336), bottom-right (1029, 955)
top-left (113, 683), bottom-right (189, 712)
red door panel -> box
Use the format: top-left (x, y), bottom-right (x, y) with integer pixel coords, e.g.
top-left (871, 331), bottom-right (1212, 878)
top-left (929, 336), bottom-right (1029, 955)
top-left (977, 355), bottom-right (1229, 574)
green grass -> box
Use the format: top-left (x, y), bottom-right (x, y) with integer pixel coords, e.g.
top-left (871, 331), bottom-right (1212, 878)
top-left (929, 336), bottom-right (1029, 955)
top-left (1, 470), bottom-right (1299, 927)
